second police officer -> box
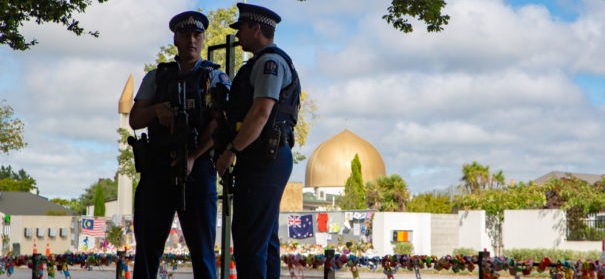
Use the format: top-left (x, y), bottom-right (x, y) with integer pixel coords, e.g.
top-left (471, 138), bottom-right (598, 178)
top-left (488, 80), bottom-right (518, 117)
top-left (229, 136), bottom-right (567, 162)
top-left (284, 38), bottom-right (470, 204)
top-left (216, 3), bottom-right (301, 279)
top-left (129, 11), bottom-right (231, 279)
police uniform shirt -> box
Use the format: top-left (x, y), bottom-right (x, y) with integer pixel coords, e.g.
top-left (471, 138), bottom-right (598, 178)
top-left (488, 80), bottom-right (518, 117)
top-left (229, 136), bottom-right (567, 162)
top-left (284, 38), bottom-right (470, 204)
top-left (249, 44), bottom-right (292, 100)
top-left (134, 58), bottom-right (231, 101)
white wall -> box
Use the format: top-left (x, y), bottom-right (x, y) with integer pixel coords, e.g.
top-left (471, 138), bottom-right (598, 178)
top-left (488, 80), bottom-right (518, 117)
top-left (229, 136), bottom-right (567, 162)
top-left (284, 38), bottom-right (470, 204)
top-left (372, 212), bottom-right (432, 256)
top-left (431, 214), bottom-right (459, 257)
top-left (503, 209), bottom-right (566, 249)
top-left (86, 200), bottom-right (118, 219)
top-left (503, 209), bottom-right (601, 252)
top-left (458, 210), bottom-right (493, 254)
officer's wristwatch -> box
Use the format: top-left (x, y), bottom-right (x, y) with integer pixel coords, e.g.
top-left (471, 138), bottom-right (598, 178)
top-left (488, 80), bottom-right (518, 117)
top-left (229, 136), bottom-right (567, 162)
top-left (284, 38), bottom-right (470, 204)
top-left (226, 142), bottom-right (241, 156)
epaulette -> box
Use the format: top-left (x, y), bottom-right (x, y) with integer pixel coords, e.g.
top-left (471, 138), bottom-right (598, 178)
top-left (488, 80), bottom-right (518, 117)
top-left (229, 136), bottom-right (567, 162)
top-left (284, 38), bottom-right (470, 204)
top-left (199, 60), bottom-right (220, 70)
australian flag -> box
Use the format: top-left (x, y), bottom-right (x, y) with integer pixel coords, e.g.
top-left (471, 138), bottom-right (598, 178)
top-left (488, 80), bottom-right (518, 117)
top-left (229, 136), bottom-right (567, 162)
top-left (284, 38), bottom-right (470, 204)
top-left (288, 214), bottom-right (314, 239)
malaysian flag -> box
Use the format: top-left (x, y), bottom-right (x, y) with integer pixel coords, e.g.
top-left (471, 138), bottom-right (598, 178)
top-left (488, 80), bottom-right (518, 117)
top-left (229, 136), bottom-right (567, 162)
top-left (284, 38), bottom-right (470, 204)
top-left (288, 214), bottom-right (314, 239)
top-left (81, 218), bottom-right (106, 237)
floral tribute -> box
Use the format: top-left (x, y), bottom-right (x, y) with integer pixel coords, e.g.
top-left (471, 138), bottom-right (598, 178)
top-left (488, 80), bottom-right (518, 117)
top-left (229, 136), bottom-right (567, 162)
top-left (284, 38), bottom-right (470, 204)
top-left (0, 253), bottom-right (187, 276)
top-left (281, 253), bottom-right (605, 279)
top-left (2, 252), bottom-right (605, 279)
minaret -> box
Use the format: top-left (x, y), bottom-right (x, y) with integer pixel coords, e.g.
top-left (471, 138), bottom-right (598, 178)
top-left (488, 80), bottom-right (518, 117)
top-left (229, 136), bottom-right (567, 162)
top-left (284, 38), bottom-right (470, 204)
top-left (118, 74), bottom-right (134, 219)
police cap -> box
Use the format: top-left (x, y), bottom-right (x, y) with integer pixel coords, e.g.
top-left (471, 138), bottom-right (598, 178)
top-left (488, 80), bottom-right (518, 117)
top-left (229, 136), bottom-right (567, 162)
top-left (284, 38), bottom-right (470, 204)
top-left (169, 11), bottom-right (209, 33)
top-left (229, 3), bottom-right (281, 29)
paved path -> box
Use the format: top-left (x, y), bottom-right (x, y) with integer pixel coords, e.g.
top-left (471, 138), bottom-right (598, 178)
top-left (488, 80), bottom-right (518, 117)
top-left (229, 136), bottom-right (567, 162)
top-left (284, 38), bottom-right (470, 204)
top-left (4, 266), bottom-right (508, 278)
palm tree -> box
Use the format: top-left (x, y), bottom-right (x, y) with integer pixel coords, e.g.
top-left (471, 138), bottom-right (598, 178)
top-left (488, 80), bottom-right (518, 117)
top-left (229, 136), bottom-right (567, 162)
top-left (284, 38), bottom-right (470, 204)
top-left (376, 174), bottom-right (410, 212)
top-left (365, 181), bottom-right (383, 210)
top-left (491, 170), bottom-right (506, 189)
top-left (461, 161), bottom-right (490, 193)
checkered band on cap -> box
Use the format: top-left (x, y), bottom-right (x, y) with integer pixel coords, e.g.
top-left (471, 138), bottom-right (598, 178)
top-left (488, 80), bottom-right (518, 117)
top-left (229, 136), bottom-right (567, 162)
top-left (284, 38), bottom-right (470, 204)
top-left (240, 12), bottom-right (277, 28)
top-left (172, 16), bottom-right (205, 32)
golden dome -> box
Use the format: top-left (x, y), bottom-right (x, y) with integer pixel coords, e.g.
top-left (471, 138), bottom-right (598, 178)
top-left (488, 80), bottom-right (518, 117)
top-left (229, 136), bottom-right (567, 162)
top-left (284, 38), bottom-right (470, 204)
top-left (305, 129), bottom-right (386, 187)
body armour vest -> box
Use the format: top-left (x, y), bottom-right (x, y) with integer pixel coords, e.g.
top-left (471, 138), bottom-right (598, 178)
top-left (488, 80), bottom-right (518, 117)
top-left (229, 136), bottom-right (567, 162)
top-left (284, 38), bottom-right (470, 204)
top-left (148, 60), bottom-right (218, 150)
top-left (228, 46), bottom-right (301, 148)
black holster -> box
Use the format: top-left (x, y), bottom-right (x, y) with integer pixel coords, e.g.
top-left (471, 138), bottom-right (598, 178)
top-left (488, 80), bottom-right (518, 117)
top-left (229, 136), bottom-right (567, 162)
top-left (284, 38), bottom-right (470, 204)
top-left (263, 123), bottom-right (294, 160)
top-left (128, 133), bottom-right (149, 173)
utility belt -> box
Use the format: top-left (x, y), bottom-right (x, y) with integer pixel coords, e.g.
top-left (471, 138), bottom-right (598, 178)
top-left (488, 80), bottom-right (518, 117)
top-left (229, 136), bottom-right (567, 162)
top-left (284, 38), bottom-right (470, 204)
top-left (148, 145), bottom-right (209, 159)
top-left (239, 121), bottom-right (294, 161)
top-left (129, 133), bottom-right (209, 173)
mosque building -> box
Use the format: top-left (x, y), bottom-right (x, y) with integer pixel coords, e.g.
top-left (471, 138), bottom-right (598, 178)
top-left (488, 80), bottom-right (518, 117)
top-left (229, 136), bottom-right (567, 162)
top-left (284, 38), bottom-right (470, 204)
top-left (279, 129), bottom-right (387, 211)
top-left (304, 129), bottom-right (386, 201)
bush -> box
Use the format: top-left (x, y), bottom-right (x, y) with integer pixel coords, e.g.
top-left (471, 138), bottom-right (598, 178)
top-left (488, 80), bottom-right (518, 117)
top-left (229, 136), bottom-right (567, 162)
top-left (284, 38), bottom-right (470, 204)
top-left (448, 248), bottom-right (601, 261)
top-left (393, 242), bottom-right (414, 255)
top-left (46, 210), bottom-right (68, 216)
top-left (453, 247), bottom-right (477, 256)
top-left (503, 248), bottom-right (600, 261)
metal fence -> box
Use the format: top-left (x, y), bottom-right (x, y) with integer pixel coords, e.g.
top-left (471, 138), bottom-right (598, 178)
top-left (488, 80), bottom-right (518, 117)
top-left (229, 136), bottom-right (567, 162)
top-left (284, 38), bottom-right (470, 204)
top-left (566, 217), bottom-right (605, 241)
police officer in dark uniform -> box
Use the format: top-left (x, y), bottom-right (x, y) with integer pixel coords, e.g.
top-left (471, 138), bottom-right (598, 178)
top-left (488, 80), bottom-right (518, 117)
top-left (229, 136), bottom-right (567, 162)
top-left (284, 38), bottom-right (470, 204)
top-left (216, 3), bottom-right (301, 279)
top-left (129, 10), bottom-right (230, 279)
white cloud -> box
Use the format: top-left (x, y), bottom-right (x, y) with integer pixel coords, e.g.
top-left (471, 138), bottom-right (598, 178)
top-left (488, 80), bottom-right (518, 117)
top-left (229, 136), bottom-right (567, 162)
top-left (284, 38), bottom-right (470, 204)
top-left (293, 0), bottom-right (605, 194)
top-left (18, 0), bottom-right (192, 61)
top-left (0, 0), bottom-right (194, 198)
top-left (3, 0), bottom-right (605, 198)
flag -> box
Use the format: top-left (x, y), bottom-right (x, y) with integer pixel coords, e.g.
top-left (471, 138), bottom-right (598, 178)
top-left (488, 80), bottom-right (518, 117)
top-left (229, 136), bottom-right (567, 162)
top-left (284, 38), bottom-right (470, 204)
top-left (288, 214), bottom-right (314, 239)
top-left (81, 218), bottom-right (106, 237)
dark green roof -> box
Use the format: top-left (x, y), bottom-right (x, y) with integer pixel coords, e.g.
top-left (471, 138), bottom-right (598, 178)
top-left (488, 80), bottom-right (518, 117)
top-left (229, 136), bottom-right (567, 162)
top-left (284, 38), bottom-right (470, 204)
top-left (0, 192), bottom-right (73, 216)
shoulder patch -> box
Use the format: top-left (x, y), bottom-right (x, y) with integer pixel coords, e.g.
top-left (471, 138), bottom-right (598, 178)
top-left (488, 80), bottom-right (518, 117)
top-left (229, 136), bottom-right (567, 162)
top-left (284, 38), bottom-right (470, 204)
top-left (263, 60), bottom-right (278, 76)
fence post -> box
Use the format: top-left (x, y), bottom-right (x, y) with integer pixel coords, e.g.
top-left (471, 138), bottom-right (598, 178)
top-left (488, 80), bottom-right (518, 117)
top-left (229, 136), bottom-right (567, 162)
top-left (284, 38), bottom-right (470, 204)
top-left (116, 251), bottom-right (125, 279)
top-left (478, 251), bottom-right (489, 279)
top-left (599, 238), bottom-right (605, 268)
top-left (324, 249), bottom-right (335, 279)
top-left (31, 253), bottom-right (40, 279)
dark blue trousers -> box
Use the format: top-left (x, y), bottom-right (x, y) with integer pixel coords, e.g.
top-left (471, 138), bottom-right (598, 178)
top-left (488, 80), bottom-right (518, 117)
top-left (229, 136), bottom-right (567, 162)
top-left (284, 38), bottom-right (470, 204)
top-left (232, 145), bottom-right (293, 279)
top-left (133, 156), bottom-right (217, 279)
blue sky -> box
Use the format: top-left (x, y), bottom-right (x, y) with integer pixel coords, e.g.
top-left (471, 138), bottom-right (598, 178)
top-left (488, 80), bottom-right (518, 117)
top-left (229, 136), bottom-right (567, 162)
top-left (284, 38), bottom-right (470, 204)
top-left (508, 0), bottom-right (581, 21)
top-left (1, 0), bottom-right (605, 198)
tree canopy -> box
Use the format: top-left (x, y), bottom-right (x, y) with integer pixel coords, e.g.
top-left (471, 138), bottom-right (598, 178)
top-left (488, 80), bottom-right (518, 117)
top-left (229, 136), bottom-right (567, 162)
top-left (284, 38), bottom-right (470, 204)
top-left (1, 0), bottom-right (108, 50)
top-left (365, 174), bottom-right (410, 212)
top-left (460, 161), bottom-right (506, 194)
top-left (50, 177), bottom-right (117, 215)
top-left (50, 173), bottom-right (118, 215)
top-left (0, 101), bottom-right (26, 154)
top-left (338, 154), bottom-right (366, 210)
top-left (93, 184), bottom-right (106, 217)
top-left (407, 191), bottom-right (452, 213)
top-left (51, 197), bottom-right (85, 215)
top-left (117, 128), bottom-right (137, 183)
top-left (80, 177), bottom-right (117, 208)
top-left (383, 0), bottom-right (450, 33)
top-left (0, 165), bottom-right (36, 192)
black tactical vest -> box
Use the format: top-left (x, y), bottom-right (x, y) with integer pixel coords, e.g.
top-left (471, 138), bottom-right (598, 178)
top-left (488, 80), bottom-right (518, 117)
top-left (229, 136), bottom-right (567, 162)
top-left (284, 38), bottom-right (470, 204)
top-left (228, 46), bottom-right (301, 148)
top-left (147, 61), bottom-right (218, 150)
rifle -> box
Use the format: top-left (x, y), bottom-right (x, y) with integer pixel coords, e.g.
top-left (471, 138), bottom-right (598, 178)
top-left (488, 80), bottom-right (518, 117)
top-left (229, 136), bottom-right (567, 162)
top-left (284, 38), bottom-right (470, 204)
top-left (172, 79), bottom-right (198, 211)
top-left (208, 83), bottom-right (234, 182)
